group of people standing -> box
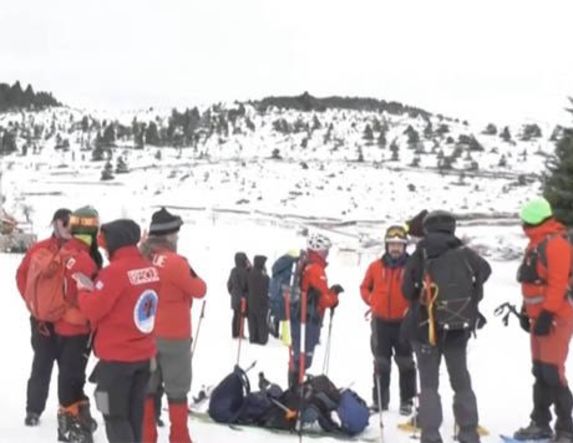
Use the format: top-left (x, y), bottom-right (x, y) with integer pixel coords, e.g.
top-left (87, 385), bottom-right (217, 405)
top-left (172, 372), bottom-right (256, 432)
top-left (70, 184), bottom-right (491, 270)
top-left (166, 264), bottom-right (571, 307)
top-left (17, 207), bottom-right (206, 443)
top-left (14, 197), bottom-right (573, 443)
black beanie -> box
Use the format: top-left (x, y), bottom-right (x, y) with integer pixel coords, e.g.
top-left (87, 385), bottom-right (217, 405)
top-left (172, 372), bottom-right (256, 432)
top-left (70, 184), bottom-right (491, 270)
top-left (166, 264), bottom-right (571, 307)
top-left (101, 219), bottom-right (141, 257)
top-left (423, 210), bottom-right (456, 234)
top-left (148, 207), bottom-right (183, 236)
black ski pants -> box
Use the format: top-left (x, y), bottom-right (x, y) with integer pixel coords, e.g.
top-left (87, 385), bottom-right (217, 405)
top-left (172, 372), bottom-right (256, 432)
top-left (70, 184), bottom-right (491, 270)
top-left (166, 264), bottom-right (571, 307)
top-left (248, 309), bottom-right (269, 344)
top-left (414, 335), bottom-right (479, 443)
top-left (371, 317), bottom-right (416, 407)
top-left (92, 359), bottom-right (151, 443)
top-left (26, 317), bottom-right (90, 414)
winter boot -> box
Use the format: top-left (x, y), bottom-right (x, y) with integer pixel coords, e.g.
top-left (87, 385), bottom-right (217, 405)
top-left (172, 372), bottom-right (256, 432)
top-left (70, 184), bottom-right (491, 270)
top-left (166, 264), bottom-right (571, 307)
top-left (24, 411), bottom-right (40, 426)
top-left (513, 421), bottom-right (553, 440)
top-left (57, 404), bottom-right (93, 443)
top-left (142, 396), bottom-right (158, 443)
top-left (400, 400), bottom-right (414, 416)
top-left (552, 431), bottom-right (573, 443)
top-left (78, 399), bottom-right (97, 433)
top-left (168, 400), bottom-right (192, 443)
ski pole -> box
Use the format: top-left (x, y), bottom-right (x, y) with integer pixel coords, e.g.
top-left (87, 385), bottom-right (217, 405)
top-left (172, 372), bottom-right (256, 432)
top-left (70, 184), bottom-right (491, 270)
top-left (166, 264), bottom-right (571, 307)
top-left (191, 300), bottom-right (206, 359)
top-left (296, 289), bottom-right (308, 442)
top-left (375, 364), bottom-right (384, 443)
top-left (322, 308), bottom-right (335, 375)
top-left (236, 297), bottom-right (247, 366)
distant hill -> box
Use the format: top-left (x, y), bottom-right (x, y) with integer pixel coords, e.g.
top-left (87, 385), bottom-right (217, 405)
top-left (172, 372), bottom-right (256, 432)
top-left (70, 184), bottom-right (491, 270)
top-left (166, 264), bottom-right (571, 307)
top-left (253, 91), bottom-right (432, 119)
top-left (0, 81), bottom-right (61, 112)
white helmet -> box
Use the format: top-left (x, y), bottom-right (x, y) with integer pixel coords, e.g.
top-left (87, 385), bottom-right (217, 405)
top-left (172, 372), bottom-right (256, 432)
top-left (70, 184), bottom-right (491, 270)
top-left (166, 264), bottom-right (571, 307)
top-left (306, 233), bottom-right (332, 251)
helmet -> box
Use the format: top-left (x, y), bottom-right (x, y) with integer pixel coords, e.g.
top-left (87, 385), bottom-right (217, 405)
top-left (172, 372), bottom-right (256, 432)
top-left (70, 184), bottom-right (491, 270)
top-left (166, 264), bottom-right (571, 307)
top-left (306, 233), bottom-right (332, 252)
top-left (385, 225), bottom-right (408, 244)
top-left (423, 210), bottom-right (456, 234)
top-left (520, 197), bottom-right (553, 225)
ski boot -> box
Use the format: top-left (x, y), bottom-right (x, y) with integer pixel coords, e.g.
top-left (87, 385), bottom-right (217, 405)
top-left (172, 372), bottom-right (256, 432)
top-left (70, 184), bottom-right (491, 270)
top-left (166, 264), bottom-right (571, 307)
top-left (399, 400), bottom-right (414, 416)
top-left (25, 411), bottom-right (40, 426)
top-left (78, 400), bottom-right (97, 433)
top-left (513, 421), bottom-right (553, 440)
top-left (58, 406), bottom-right (94, 443)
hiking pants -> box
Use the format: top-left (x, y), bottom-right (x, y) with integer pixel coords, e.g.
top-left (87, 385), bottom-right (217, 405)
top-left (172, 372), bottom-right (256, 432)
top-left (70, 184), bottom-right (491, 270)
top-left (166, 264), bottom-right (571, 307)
top-left (530, 316), bottom-right (573, 433)
top-left (232, 307), bottom-right (243, 338)
top-left (413, 337), bottom-right (479, 443)
top-left (248, 309), bottom-right (269, 345)
top-left (147, 338), bottom-right (192, 402)
top-left (371, 317), bottom-right (416, 407)
top-left (289, 319), bottom-right (322, 385)
top-left (57, 333), bottom-right (91, 408)
top-left (92, 359), bottom-right (151, 443)
top-left (26, 317), bottom-right (57, 415)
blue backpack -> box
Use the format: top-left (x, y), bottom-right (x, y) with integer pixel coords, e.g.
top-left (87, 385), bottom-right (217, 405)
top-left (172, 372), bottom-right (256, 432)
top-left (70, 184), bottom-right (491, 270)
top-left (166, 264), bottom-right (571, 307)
top-left (336, 389), bottom-right (370, 436)
top-left (269, 252), bottom-right (305, 321)
top-left (208, 366), bottom-right (250, 423)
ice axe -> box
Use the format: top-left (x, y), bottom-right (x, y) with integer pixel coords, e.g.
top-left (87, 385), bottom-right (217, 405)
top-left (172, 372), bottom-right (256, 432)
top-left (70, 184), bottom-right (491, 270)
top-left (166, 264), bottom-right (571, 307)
top-left (494, 302), bottom-right (523, 327)
top-left (191, 300), bottom-right (206, 359)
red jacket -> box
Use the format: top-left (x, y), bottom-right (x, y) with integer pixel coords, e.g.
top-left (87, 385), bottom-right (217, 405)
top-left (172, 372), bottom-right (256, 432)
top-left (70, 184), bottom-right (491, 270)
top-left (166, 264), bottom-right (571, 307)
top-left (16, 236), bottom-right (96, 336)
top-left (78, 246), bottom-right (160, 362)
top-left (150, 247), bottom-right (207, 339)
top-left (522, 219), bottom-right (573, 320)
top-left (301, 251), bottom-right (338, 317)
top-left (360, 257), bottom-right (409, 321)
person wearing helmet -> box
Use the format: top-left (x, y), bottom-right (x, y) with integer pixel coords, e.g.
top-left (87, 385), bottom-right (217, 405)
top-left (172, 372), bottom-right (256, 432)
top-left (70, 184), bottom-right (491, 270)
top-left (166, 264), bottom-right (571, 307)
top-left (513, 198), bottom-right (573, 443)
top-left (288, 233), bottom-right (343, 386)
top-left (360, 225), bottom-right (416, 415)
top-left (402, 210), bottom-right (491, 443)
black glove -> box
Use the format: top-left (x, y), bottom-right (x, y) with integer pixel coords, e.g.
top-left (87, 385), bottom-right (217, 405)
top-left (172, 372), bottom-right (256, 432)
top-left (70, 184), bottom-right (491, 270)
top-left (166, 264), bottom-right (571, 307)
top-left (519, 305), bottom-right (531, 333)
top-left (533, 310), bottom-right (554, 336)
top-left (330, 284), bottom-right (344, 295)
top-left (476, 312), bottom-right (487, 330)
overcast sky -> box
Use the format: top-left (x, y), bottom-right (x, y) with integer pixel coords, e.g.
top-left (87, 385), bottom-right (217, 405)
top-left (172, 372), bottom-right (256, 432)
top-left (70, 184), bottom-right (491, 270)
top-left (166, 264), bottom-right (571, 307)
top-left (1, 0), bottom-right (572, 124)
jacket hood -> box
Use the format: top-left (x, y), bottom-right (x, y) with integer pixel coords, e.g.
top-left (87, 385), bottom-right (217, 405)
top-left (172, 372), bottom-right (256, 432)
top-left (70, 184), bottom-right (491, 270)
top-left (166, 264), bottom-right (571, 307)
top-left (140, 235), bottom-right (176, 260)
top-left (234, 252), bottom-right (248, 268)
top-left (253, 255), bottom-right (267, 270)
top-left (418, 232), bottom-right (463, 258)
top-left (523, 218), bottom-right (567, 243)
top-left (101, 219), bottom-right (141, 257)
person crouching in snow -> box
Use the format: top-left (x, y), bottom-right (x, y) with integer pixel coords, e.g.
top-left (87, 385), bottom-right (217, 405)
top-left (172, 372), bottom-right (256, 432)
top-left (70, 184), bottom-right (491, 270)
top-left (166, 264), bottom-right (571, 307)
top-left (360, 225), bottom-right (416, 415)
top-left (78, 219), bottom-right (160, 443)
top-left (140, 207), bottom-right (207, 443)
top-left (289, 233), bottom-right (343, 387)
top-left (513, 198), bottom-right (573, 443)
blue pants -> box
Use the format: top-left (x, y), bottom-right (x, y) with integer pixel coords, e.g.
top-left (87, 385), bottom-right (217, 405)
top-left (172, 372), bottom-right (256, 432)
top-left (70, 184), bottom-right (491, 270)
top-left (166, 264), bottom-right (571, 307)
top-left (290, 319), bottom-right (322, 371)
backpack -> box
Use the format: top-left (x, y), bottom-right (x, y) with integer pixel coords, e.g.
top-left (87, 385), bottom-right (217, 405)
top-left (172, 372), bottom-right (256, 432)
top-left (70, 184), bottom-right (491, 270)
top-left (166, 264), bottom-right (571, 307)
top-left (422, 246), bottom-right (478, 331)
top-left (208, 366), bottom-right (251, 423)
top-left (336, 389), bottom-right (370, 436)
top-left (517, 231), bottom-right (573, 302)
top-left (23, 248), bottom-right (70, 322)
top-left (268, 251), bottom-right (306, 321)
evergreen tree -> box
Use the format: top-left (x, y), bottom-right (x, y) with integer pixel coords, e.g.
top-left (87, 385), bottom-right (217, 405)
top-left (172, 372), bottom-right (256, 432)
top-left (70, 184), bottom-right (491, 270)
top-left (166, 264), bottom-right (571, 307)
top-left (544, 113), bottom-right (573, 225)
top-left (363, 124), bottom-right (374, 141)
top-left (500, 126), bottom-right (512, 142)
top-left (145, 121), bottom-right (161, 146)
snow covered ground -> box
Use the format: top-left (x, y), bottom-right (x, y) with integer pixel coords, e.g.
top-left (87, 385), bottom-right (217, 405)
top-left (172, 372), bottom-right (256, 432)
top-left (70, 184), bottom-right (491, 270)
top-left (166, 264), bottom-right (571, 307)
top-left (2, 214), bottom-right (571, 442)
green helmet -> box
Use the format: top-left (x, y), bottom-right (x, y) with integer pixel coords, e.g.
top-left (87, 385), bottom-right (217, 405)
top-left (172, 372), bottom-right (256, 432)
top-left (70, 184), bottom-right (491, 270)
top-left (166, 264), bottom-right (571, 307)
top-left (520, 197), bottom-right (553, 225)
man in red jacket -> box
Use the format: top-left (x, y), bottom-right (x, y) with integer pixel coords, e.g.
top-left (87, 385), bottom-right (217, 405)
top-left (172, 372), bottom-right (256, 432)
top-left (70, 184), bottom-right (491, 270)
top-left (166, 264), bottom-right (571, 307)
top-left (514, 198), bottom-right (573, 443)
top-left (78, 219), bottom-right (160, 443)
top-left (289, 233), bottom-right (342, 387)
top-left (360, 225), bottom-right (416, 415)
top-left (140, 208), bottom-right (207, 443)
top-left (17, 208), bottom-right (71, 427)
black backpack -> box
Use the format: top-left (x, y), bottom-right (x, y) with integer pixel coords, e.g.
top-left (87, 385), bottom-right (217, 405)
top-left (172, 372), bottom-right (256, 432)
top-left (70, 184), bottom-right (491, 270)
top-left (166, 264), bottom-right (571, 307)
top-left (422, 246), bottom-right (478, 330)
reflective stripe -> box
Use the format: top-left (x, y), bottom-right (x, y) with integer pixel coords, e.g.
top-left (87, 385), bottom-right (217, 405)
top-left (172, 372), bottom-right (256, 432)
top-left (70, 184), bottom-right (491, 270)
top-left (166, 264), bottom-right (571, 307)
top-left (523, 296), bottom-right (544, 305)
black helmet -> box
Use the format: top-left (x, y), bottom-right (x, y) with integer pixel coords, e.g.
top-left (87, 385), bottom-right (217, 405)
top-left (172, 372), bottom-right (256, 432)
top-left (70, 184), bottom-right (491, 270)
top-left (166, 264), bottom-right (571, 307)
top-left (423, 210), bottom-right (456, 234)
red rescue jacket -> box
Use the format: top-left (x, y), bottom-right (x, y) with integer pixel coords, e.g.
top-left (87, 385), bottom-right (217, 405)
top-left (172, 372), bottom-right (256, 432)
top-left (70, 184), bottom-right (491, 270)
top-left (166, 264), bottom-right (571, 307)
top-left (78, 246), bottom-right (161, 362)
top-left (301, 251), bottom-right (338, 318)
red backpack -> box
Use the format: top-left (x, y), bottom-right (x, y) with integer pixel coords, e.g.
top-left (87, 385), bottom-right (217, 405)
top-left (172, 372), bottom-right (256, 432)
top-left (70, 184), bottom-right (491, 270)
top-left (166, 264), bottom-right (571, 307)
top-left (23, 248), bottom-right (70, 322)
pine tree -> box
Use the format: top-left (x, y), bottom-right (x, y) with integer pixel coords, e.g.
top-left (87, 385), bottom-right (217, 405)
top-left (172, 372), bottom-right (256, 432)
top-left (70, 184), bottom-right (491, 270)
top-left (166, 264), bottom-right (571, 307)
top-left (544, 108), bottom-right (573, 225)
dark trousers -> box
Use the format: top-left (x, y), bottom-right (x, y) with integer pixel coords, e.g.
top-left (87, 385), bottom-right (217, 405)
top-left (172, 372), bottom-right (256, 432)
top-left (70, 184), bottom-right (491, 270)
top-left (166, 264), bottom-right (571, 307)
top-left (248, 309), bottom-right (269, 345)
top-left (371, 318), bottom-right (416, 407)
top-left (232, 307), bottom-right (243, 338)
top-left (92, 360), bottom-right (151, 443)
top-left (26, 317), bottom-right (90, 414)
top-left (414, 336), bottom-right (479, 443)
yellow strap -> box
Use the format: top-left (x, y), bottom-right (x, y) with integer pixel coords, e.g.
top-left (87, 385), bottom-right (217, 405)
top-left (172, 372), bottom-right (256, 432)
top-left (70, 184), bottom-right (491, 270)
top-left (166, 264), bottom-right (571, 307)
top-left (423, 280), bottom-right (439, 346)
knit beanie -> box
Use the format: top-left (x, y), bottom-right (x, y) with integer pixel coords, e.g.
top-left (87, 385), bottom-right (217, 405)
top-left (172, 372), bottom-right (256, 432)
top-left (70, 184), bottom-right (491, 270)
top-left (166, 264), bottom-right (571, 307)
top-left (69, 206), bottom-right (99, 235)
top-left (148, 207), bottom-right (183, 236)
